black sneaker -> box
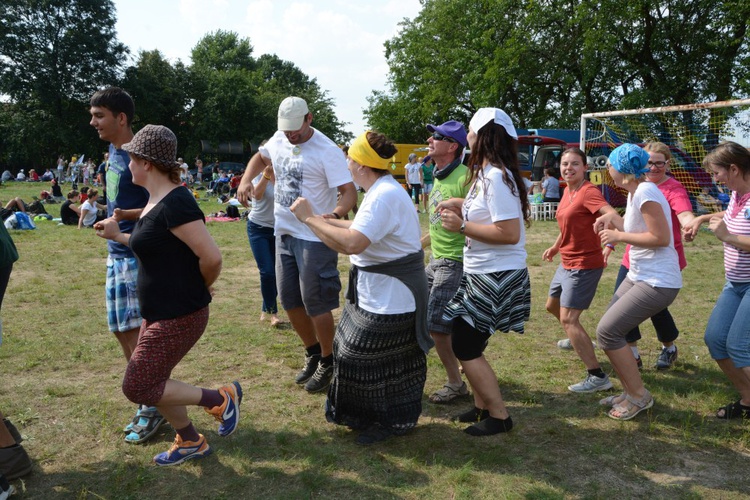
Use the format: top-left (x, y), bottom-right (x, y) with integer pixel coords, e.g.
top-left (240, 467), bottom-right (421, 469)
top-left (295, 354), bottom-right (321, 385)
top-left (656, 346), bottom-right (678, 370)
top-left (304, 362), bottom-right (333, 393)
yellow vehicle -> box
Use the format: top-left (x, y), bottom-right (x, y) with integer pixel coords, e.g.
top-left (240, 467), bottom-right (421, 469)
top-left (389, 144), bottom-right (428, 186)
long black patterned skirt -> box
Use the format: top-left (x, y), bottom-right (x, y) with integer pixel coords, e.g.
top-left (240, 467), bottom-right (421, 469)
top-left (325, 302), bottom-right (426, 434)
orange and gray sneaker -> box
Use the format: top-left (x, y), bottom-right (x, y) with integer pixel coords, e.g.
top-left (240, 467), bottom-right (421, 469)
top-left (205, 381), bottom-right (242, 437)
top-left (153, 434), bottom-right (211, 466)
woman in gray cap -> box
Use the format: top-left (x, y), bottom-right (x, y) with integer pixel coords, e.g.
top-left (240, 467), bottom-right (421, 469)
top-left (95, 125), bottom-right (241, 465)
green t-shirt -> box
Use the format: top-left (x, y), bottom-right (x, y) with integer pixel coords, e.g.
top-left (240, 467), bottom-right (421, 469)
top-left (422, 163), bottom-right (435, 183)
top-left (428, 162), bottom-right (470, 261)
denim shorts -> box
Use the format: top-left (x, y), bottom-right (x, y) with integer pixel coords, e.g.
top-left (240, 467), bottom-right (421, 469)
top-left (704, 280), bottom-right (750, 367)
top-left (276, 235), bottom-right (341, 316)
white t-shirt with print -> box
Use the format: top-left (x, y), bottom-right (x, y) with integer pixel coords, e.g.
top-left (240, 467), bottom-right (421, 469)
top-left (405, 162), bottom-right (422, 184)
top-left (260, 129), bottom-right (351, 242)
top-left (462, 165), bottom-right (527, 273)
top-left (625, 182), bottom-right (682, 288)
top-left (350, 175), bottom-right (421, 314)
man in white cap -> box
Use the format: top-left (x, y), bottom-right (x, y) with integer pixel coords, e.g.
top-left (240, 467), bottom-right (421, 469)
top-left (238, 96), bottom-right (356, 393)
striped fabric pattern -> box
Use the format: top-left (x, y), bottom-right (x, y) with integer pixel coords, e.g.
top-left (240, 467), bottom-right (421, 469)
top-left (723, 193), bottom-right (750, 282)
top-left (444, 268), bottom-right (531, 336)
top-left (326, 302), bottom-right (427, 434)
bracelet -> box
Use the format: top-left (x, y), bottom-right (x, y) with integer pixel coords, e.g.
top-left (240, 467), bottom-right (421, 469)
top-left (262, 172), bottom-right (271, 180)
top-left (605, 244), bottom-right (615, 250)
top-left (330, 212), bottom-right (341, 219)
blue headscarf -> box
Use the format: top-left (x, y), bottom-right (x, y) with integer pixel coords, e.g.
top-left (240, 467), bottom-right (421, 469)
top-left (608, 144), bottom-right (650, 177)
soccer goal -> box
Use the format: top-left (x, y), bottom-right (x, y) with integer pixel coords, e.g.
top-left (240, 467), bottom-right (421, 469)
top-left (579, 98), bottom-right (750, 208)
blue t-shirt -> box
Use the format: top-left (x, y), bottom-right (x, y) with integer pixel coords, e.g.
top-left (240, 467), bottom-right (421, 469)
top-left (106, 144), bottom-right (149, 258)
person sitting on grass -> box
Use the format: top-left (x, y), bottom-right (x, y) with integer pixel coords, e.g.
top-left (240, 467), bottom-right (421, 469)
top-left (77, 188), bottom-right (105, 229)
top-left (60, 190), bottom-right (81, 226)
top-left (95, 124), bottom-right (241, 466)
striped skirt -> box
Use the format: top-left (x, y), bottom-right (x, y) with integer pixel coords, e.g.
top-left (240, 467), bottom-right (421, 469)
top-left (325, 302), bottom-right (427, 434)
top-left (443, 268), bottom-right (531, 336)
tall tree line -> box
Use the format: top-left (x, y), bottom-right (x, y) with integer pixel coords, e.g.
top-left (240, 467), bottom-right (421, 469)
top-left (365, 0), bottom-right (750, 143)
top-left (0, 1), bottom-right (351, 170)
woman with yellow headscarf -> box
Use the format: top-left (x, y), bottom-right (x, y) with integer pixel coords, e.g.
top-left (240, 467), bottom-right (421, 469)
top-left (290, 131), bottom-right (431, 445)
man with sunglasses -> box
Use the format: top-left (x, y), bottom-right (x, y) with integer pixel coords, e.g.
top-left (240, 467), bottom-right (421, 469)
top-left (420, 121), bottom-right (472, 404)
top-left (237, 96), bottom-right (356, 393)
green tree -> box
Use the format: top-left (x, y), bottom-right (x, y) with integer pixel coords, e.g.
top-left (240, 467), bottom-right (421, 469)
top-left (366, 0), bottom-right (749, 138)
top-left (0, 0), bottom-right (127, 168)
top-left (120, 50), bottom-right (191, 135)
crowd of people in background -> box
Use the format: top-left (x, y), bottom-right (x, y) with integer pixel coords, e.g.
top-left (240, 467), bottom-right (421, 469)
top-left (1, 87), bottom-right (750, 486)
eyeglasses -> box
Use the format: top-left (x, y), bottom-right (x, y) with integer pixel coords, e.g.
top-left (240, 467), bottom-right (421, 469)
top-left (432, 132), bottom-right (456, 143)
top-left (647, 160), bottom-right (667, 168)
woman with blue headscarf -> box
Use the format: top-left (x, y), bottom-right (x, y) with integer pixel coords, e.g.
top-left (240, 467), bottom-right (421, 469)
top-left (592, 144), bottom-right (682, 420)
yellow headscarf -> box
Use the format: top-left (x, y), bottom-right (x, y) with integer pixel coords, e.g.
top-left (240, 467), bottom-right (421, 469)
top-left (348, 131), bottom-right (392, 171)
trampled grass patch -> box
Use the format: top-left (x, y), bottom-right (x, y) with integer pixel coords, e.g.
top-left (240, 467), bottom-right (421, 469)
top-left (1, 181), bottom-right (750, 498)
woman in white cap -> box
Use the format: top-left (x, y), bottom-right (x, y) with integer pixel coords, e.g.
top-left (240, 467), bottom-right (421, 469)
top-left (593, 143), bottom-right (681, 420)
top-left (290, 131), bottom-right (430, 445)
top-left (438, 108), bottom-right (531, 436)
top-left (95, 125), bottom-right (241, 465)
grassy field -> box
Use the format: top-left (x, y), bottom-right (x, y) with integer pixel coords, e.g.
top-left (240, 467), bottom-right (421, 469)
top-left (1, 180), bottom-right (749, 499)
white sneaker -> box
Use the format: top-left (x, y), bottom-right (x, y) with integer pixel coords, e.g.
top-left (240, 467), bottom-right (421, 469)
top-left (557, 338), bottom-right (573, 349)
top-left (557, 338), bottom-right (597, 350)
top-left (568, 373), bottom-right (613, 393)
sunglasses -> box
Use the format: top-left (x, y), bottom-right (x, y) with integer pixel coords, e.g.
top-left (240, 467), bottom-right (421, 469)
top-left (432, 132), bottom-right (457, 143)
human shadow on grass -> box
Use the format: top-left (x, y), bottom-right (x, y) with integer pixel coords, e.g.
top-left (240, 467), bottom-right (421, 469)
top-left (17, 427), bottom-right (394, 499)
top-left (413, 370), bottom-right (750, 498)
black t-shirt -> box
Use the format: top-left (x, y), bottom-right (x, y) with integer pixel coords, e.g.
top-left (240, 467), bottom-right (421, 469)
top-left (60, 200), bottom-right (78, 225)
top-left (51, 183), bottom-right (62, 197)
top-left (129, 186), bottom-right (211, 321)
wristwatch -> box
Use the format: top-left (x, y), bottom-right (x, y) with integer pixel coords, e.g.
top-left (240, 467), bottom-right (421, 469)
top-left (459, 221), bottom-right (466, 234)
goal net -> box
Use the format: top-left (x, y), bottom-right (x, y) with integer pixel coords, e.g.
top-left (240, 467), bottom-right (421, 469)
top-left (580, 99), bottom-right (750, 210)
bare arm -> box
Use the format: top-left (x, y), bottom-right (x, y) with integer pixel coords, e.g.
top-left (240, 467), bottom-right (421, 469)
top-left (290, 197), bottom-right (369, 255)
top-left (238, 152), bottom-right (271, 207)
top-left (709, 216), bottom-right (750, 252)
top-left (252, 166), bottom-right (274, 201)
top-left (170, 220), bottom-right (223, 288)
top-left (440, 206), bottom-right (521, 245)
top-left (676, 210), bottom-right (695, 229)
top-left (684, 211), bottom-right (724, 241)
top-left (325, 182), bottom-right (356, 220)
top-left (542, 232), bottom-right (563, 262)
top-left (599, 201), bottom-right (670, 248)
top-left (94, 218), bottom-right (130, 246)
top-left (113, 208), bottom-right (143, 222)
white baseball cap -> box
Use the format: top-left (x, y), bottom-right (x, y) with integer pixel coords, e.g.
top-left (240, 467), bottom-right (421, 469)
top-left (278, 96), bottom-right (309, 131)
top-left (469, 108), bottom-right (518, 139)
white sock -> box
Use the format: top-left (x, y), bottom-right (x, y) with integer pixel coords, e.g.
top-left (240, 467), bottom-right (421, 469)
top-left (664, 345), bottom-right (676, 352)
